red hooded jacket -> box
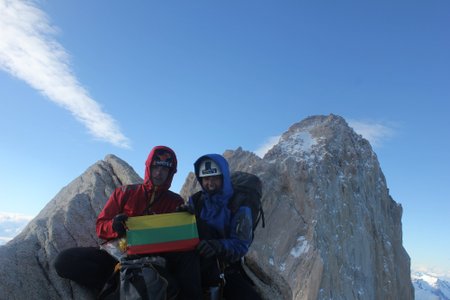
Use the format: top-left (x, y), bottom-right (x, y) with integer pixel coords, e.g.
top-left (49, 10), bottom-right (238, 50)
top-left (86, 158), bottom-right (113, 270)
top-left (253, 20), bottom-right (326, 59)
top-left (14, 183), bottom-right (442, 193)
top-left (96, 146), bottom-right (184, 240)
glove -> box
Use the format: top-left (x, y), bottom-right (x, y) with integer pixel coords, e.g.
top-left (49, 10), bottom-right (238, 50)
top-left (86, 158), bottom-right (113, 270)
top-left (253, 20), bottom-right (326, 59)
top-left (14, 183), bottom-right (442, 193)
top-left (196, 240), bottom-right (223, 258)
top-left (112, 213), bottom-right (128, 237)
top-left (175, 204), bottom-right (195, 215)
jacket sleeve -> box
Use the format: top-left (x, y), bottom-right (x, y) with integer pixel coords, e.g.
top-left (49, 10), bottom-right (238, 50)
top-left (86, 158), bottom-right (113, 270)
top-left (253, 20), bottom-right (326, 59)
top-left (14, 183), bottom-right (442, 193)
top-left (219, 206), bottom-right (253, 262)
top-left (96, 188), bottom-right (125, 240)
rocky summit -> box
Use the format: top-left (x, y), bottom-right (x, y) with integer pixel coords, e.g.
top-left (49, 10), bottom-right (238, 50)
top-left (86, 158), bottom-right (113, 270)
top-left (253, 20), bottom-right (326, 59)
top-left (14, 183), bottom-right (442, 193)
top-left (0, 155), bottom-right (142, 299)
top-left (0, 114), bottom-right (413, 299)
top-left (181, 114), bottom-right (413, 300)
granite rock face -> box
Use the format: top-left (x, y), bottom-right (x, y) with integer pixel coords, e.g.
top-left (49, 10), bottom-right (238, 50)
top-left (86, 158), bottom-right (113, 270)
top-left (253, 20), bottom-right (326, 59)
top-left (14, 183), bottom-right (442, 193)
top-left (181, 114), bottom-right (413, 300)
top-left (0, 115), bottom-right (413, 300)
top-left (0, 155), bottom-right (142, 300)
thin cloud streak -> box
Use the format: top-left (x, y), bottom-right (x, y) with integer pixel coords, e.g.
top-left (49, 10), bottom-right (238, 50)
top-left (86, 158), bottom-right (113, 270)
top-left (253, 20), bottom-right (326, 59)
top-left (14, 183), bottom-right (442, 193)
top-left (0, 0), bottom-right (130, 148)
top-left (348, 120), bottom-right (395, 147)
top-left (254, 135), bottom-right (280, 158)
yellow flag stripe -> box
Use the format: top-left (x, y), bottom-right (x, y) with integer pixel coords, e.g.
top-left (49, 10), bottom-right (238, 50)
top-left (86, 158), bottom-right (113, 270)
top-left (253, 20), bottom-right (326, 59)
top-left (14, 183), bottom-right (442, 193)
top-left (126, 212), bottom-right (196, 230)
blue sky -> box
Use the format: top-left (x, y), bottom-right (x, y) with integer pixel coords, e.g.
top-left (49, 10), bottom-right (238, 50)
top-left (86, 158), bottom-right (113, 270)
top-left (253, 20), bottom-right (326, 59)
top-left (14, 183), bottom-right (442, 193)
top-left (1, 0), bottom-right (449, 276)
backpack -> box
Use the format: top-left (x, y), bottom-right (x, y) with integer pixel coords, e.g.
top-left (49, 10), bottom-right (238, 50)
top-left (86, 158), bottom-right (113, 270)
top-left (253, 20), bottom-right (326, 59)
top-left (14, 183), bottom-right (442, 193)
top-left (98, 256), bottom-right (169, 300)
top-left (229, 171), bottom-right (265, 232)
top-left (119, 256), bottom-right (168, 300)
top-left (192, 171), bottom-right (265, 237)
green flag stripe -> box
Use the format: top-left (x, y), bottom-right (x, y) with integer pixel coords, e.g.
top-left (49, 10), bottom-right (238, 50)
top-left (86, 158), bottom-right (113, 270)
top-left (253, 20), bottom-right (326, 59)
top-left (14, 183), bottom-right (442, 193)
top-left (127, 223), bottom-right (199, 246)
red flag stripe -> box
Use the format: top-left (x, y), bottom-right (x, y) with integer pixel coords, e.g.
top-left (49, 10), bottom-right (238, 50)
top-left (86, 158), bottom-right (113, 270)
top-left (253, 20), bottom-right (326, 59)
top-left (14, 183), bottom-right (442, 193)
top-left (127, 238), bottom-right (200, 255)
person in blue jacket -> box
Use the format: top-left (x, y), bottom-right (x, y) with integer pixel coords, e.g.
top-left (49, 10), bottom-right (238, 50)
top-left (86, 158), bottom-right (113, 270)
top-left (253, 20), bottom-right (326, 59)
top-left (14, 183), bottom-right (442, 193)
top-left (188, 154), bottom-right (261, 300)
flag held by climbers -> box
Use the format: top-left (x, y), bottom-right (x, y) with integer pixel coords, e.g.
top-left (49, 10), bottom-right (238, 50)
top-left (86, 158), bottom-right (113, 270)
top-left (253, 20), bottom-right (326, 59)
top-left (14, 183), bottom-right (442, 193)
top-left (125, 212), bottom-right (199, 255)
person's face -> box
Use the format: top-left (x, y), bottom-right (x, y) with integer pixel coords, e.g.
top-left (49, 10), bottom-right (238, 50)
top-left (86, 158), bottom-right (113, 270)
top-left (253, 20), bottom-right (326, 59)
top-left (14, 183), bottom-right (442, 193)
top-left (201, 175), bottom-right (223, 194)
top-left (151, 166), bottom-right (170, 186)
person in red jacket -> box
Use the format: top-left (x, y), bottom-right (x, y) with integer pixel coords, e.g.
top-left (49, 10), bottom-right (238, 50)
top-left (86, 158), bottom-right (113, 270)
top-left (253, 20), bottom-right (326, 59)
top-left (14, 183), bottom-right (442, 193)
top-left (54, 146), bottom-right (202, 299)
top-left (96, 145), bottom-right (184, 240)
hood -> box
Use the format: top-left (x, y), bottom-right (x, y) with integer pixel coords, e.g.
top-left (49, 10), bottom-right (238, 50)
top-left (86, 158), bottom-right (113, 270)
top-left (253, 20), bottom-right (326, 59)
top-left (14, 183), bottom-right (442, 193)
top-left (144, 145), bottom-right (177, 190)
top-left (194, 154), bottom-right (233, 200)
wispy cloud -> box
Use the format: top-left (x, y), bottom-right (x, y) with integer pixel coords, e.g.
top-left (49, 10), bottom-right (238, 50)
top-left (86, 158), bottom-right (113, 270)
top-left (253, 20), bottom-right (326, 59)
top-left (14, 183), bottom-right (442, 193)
top-left (0, 0), bottom-right (130, 148)
top-left (0, 212), bottom-right (34, 245)
top-left (348, 119), bottom-right (395, 147)
top-left (254, 135), bottom-right (281, 158)
top-left (412, 265), bottom-right (450, 282)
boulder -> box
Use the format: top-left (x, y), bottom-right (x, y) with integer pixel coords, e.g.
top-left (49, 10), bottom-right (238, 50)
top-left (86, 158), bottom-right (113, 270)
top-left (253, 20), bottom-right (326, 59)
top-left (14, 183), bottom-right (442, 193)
top-left (0, 155), bottom-right (142, 299)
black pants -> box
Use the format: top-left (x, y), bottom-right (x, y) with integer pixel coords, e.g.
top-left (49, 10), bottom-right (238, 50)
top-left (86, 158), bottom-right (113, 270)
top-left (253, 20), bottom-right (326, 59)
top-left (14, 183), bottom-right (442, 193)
top-left (198, 257), bottom-right (261, 300)
top-left (53, 247), bottom-right (116, 290)
top-left (196, 220), bottom-right (261, 300)
top-left (223, 268), bottom-right (261, 300)
top-left (53, 247), bottom-right (202, 299)
top-left (161, 251), bottom-right (202, 300)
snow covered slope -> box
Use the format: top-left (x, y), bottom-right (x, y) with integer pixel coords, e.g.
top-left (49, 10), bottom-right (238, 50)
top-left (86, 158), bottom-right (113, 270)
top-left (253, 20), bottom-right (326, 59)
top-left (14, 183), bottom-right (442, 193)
top-left (413, 271), bottom-right (450, 300)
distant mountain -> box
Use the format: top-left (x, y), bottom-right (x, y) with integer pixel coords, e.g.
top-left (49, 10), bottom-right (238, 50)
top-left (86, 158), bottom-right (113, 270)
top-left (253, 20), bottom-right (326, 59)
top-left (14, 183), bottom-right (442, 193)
top-left (412, 271), bottom-right (450, 300)
top-left (0, 213), bottom-right (33, 245)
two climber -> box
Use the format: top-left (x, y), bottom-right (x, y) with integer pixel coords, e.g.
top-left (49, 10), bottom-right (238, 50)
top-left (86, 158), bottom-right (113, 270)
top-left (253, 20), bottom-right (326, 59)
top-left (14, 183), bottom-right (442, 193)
top-left (54, 146), bottom-right (261, 299)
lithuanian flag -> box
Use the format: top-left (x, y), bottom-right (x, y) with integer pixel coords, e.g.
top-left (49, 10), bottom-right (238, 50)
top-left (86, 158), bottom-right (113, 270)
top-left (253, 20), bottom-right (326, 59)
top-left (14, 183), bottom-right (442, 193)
top-left (125, 212), bottom-right (199, 255)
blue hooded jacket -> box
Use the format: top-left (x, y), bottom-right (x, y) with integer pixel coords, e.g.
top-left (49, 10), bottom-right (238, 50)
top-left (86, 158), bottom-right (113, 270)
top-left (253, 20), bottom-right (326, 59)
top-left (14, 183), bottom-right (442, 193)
top-left (189, 154), bottom-right (253, 262)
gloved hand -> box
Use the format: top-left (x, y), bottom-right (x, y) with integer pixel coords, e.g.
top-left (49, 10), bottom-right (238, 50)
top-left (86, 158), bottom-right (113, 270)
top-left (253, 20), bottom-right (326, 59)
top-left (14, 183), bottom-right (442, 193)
top-left (196, 240), bottom-right (223, 258)
top-left (175, 204), bottom-right (195, 215)
top-left (112, 213), bottom-right (128, 237)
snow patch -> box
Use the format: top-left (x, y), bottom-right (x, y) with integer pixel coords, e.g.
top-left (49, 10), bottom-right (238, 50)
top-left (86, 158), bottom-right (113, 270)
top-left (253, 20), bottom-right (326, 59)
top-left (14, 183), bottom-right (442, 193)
top-left (290, 236), bottom-right (309, 258)
top-left (413, 272), bottom-right (439, 287)
top-left (279, 131), bottom-right (318, 158)
top-left (269, 257), bottom-right (275, 266)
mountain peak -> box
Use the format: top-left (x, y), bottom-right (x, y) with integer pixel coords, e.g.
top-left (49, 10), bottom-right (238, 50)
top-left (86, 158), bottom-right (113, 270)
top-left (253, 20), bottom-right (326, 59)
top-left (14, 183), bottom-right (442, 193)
top-left (265, 114), bottom-right (374, 169)
top-left (0, 115), bottom-right (413, 299)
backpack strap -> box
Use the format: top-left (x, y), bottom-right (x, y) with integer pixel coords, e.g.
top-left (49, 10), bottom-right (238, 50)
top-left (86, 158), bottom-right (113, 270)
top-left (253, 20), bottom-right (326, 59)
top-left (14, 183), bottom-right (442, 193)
top-left (191, 191), bottom-right (203, 217)
top-left (228, 188), bottom-right (265, 230)
top-left (255, 205), bottom-right (265, 229)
